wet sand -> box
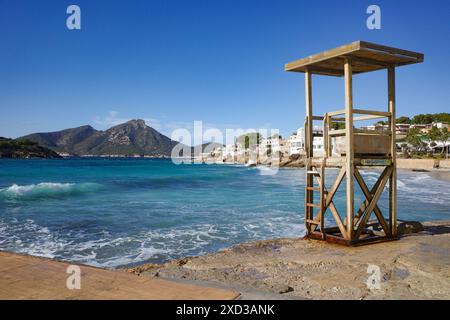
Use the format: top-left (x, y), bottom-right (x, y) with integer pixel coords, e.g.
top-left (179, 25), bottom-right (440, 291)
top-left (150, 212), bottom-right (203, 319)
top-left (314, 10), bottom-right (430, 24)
top-left (129, 221), bottom-right (450, 300)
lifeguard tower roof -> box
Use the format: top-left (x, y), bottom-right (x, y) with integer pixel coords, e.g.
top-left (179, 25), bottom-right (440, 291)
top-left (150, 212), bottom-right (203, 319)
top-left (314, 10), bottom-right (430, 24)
top-left (285, 41), bottom-right (424, 76)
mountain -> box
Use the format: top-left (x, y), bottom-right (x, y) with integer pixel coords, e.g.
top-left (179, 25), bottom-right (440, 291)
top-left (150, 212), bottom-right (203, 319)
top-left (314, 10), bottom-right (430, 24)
top-left (20, 125), bottom-right (99, 155)
top-left (19, 120), bottom-right (180, 157)
top-left (0, 137), bottom-right (62, 159)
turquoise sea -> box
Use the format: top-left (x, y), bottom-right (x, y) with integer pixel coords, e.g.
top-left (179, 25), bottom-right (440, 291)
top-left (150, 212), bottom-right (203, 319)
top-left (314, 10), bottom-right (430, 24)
top-left (0, 158), bottom-right (449, 268)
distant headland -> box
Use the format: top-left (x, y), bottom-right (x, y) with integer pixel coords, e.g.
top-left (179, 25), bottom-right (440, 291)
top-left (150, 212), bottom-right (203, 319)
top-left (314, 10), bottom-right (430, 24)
top-left (0, 137), bottom-right (61, 159)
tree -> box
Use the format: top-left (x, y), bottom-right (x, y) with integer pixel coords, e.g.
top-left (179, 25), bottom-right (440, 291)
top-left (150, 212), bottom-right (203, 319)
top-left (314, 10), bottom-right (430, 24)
top-left (426, 126), bottom-right (449, 154)
top-left (331, 122), bottom-right (345, 130)
top-left (412, 114), bottom-right (434, 124)
top-left (411, 113), bottom-right (450, 124)
top-left (237, 132), bottom-right (261, 150)
top-left (435, 113), bottom-right (450, 124)
top-left (442, 127), bottom-right (450, 142)
top-left (406, 127), bottom-right (423, 151)
top-left (396, 116), bottom-right (411, 124)
top-left (444, 128), bottom-right (450, 156)
top-left (244, 136), bottom-right (250, 149)
top-left (438, 127), bottom-right (449, 154)
top-left (427, 126), bottom-right (441, 145)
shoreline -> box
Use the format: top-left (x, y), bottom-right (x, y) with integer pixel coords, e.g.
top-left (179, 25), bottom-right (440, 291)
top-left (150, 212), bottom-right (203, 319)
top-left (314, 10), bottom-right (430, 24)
top-left (126, 220), bottom-right (450, 300)
top-left (248, 158), bottom-right (450, 182)
top-left (0, 220), bottom-right (448, 299)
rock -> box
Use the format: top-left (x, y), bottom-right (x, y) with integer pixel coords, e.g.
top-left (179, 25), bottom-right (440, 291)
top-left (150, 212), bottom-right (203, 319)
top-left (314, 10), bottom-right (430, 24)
top-left (129, 221), bottom-right (450, 300)
top-left (125, 263), bottom-right (160, 274)
top-left (279, 159), bottom-right (292, 167)
top-left (398, 221), bottom-right (424, 235)
top-left (279, 285), bottom-right (294, 294)
top-left (175, 258), bottom-right (190, 266)
top-left (269, 284), bottom-right (294, 294)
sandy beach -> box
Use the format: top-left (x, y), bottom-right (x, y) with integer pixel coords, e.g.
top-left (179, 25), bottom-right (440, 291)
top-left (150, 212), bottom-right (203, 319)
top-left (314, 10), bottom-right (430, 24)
top-left (127, 220), bottom-right (450, 300)
top-left (427, 170), bottom-right (450, 182)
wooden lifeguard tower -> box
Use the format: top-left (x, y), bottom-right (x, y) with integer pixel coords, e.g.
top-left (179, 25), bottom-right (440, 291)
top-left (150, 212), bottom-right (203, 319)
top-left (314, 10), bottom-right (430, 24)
top-left (285, 41), bottom-right (424, 245)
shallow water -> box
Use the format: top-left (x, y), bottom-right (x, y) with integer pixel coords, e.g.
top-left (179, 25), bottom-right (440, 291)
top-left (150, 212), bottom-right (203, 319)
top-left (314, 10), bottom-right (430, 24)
top-left (0, 158), bottom-right (448, 268)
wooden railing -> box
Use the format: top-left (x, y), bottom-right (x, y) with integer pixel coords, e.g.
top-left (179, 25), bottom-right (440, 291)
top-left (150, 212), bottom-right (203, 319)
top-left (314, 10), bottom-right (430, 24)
top-left (306, 108), bottom-right (393, 158)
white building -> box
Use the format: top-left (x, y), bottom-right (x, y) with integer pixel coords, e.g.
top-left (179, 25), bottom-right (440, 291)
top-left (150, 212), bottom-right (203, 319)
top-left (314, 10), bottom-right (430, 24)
top-left (223, 145), bottom-right (234, 158)
top-left (395, 123), bottom-right (410, 135)
top-left (432, 122), bottom-right (449, 129)
top-left (289, 128), bottom-right (305, 155)
top-left (259, 136), bottom-right (281, 155)
top-left (289, 128), bottom-right (324, 156)
top-left (312, 136), bottom-right (324, 155)
top-left (363, 122), bottom-right (449, 135)
top-left (363, 123), bottom-right (390, 131)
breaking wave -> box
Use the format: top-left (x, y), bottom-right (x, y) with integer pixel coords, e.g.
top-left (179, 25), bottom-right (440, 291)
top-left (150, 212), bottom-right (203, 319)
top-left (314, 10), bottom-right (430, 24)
top-left (0, 216), bottom-right (305, 268)
top-left (0, 182), bottom-right (102, 200)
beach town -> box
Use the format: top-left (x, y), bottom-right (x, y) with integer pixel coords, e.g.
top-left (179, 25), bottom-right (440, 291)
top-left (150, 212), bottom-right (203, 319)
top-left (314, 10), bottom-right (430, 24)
top-left (195, 120), bottom-right (450, 169)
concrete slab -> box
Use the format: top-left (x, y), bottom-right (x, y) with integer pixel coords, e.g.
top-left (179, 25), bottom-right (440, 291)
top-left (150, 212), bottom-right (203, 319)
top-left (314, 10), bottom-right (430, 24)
top-left (0, 251), bottom-right (240, 300)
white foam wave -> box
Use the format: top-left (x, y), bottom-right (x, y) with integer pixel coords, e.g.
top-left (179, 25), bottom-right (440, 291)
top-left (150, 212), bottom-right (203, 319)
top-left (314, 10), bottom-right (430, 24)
top-left (0, 182), bottom-right (101, 199)
top-left (0, 217), bottom-right (306, 268)
top-left (0, 219), bottom-right (68, 259)
top-left (2, 183), bottom-right (75, 195)
top-left (257, 166), bottom-right (279, 175)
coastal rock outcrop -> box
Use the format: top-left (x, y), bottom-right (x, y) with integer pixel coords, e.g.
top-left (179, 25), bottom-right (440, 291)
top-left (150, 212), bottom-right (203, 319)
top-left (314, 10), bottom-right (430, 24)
top-left (0, 137), bottom-right (62, 159)
top-left (129, 221), bottom-right (450, 300)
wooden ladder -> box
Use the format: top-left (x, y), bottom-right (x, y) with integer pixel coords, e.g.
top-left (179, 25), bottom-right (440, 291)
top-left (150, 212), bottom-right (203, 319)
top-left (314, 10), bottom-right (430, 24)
top-left (305, 160), bottom-right (326, 238)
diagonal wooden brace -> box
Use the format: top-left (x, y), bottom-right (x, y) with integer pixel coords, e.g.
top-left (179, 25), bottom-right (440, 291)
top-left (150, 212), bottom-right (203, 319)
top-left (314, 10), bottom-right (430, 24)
top-left (354, 167), bottom-right (391, 237)
top-left (354, 166), bottom-right (393, 240)
top-left (354, 166), bottom-right (389, 224)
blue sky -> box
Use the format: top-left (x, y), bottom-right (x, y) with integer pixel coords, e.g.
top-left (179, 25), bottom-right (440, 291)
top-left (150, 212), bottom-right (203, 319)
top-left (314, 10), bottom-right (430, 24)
top-left (0, 0), bottom-right (449, 139)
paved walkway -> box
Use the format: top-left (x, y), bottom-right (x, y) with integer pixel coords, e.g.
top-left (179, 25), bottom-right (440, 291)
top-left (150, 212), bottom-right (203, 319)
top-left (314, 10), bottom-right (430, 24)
top-left (0, 251), bottom-right (240, 300)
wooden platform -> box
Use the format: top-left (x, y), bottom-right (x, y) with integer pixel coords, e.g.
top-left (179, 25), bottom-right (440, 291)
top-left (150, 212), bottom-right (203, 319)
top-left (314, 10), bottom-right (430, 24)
top-left (285, 40), bottom-right (424, 76)
top-left (0, 251), bottom-right (240, 300)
